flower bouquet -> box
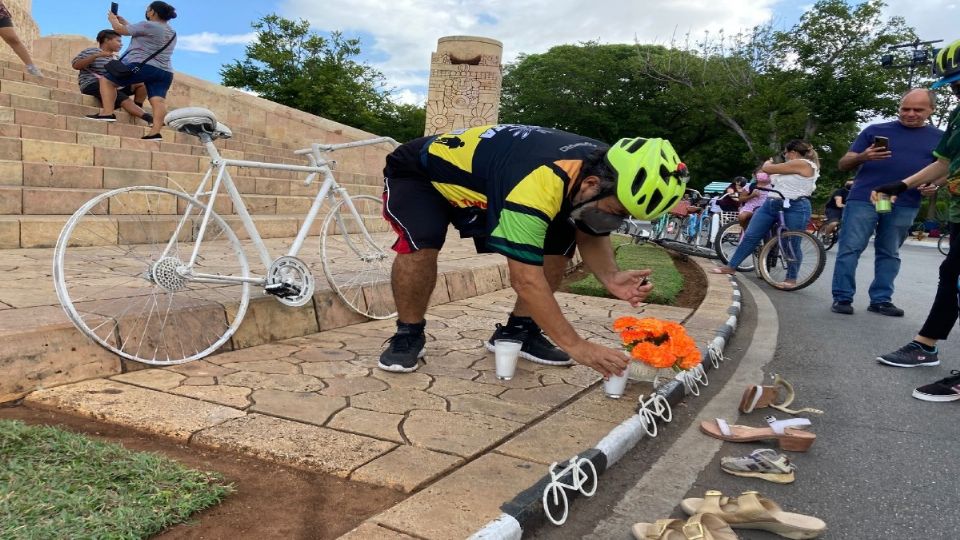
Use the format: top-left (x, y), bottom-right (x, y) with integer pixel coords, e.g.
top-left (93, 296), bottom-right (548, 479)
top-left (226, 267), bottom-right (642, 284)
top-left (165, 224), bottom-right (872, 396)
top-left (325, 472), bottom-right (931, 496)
top-left (613, 317), bottom-right (702, 385)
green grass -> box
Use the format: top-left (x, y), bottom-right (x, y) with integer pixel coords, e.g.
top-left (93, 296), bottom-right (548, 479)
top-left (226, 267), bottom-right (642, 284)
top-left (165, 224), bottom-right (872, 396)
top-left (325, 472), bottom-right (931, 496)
top-left (566, 237), bottom-right (684, 305)
top-left (0, 419), bottom-right (232, 539)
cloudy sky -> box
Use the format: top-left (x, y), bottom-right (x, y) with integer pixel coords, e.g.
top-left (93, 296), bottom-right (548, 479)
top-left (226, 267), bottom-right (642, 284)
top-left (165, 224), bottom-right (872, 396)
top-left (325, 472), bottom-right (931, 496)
top-left (33, 0), bottom-right (958, 105)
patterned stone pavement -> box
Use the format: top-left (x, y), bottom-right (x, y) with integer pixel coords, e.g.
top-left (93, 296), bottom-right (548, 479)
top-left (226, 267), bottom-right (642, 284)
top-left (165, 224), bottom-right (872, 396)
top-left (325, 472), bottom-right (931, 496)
top-left (22, 259), bottom-right (736, 540)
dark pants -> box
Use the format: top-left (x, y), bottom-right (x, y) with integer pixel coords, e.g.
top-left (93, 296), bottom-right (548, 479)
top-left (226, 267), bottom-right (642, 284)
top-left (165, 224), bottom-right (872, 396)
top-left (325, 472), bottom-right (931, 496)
top-left (919, 222), bottom-right (960, 340)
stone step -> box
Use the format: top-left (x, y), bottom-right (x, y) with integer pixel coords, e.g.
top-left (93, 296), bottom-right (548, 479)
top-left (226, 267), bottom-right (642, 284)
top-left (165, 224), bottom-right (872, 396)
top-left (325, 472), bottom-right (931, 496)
top-left (0, 233), bottom-right (511, 403)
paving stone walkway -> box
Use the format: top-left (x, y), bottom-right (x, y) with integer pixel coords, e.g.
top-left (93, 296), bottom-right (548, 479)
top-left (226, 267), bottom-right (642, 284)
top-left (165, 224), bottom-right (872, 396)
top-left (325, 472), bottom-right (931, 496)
top-left (22, 260), bottom-right (734, 540)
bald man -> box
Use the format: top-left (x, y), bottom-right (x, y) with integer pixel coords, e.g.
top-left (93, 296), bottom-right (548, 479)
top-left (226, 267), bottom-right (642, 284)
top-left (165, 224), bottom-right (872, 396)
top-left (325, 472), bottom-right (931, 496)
top-left (830, 89), bottom-right (944, 316)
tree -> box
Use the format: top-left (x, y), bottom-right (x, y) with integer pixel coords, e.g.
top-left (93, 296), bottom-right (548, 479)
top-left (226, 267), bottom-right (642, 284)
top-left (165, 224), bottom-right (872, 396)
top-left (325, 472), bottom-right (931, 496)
top-left (221, 14), bottom-right (424, 140)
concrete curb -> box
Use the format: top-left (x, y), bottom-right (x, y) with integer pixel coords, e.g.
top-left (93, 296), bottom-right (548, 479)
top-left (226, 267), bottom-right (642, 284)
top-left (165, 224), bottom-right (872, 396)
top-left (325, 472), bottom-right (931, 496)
top-left (468, 274), bottom-right (742, 539)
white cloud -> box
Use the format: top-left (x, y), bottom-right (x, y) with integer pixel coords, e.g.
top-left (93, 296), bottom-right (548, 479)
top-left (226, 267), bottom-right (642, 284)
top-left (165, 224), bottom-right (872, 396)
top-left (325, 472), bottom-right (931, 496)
top-left (179, 32), bottom-right (257, 53)
top-left (883, 1), bottom-right (958, 44)
top-left (390, 88), bottom-right (427, 106)
top-left (280, 0), bottom-right (778, 99)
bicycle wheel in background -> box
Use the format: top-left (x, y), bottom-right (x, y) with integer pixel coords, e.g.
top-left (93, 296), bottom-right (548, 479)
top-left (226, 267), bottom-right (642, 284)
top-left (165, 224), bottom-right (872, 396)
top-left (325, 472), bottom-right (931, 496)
top-left (665, 216), bottom-right (684, 240)
top-left (53, 186), bottom-right (250, 365)
top-left (320, 194), bottom-right (397, 319)
top-left (938, 234), bottom-right (950, 256)
top-left (756, 231), bottom-right (825, 291)
top-left (714, 221), bottom-right (754, 271)
top-left (816, 223), bottom-right (838, 250)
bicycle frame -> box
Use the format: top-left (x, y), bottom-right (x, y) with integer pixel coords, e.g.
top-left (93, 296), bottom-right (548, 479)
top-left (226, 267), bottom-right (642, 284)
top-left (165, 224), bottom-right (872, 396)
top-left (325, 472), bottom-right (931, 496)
top-left (167, 134), bottom-right (398, 286)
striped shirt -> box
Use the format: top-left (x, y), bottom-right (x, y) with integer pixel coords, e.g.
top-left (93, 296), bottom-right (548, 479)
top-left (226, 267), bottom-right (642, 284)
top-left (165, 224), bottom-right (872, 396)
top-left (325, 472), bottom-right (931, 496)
top-left (72, 47), bottom-right (115, 90)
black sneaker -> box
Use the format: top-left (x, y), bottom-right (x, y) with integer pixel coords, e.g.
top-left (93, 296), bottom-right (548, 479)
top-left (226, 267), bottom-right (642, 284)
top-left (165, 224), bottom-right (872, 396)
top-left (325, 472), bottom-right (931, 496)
top-left (831, 300), bottom-right (854, 315)
top-left (86, 113), bottom-right (117, 122)
top-left (485, 320), bottom-right (573, 367)
top-left (378, 329), bottom-right (425, 373)
top-left (141, 113), bottom-right (154, 125)
top-left (912, 370), bottom-right (960, 402)
top-left (877, 342), bottom-right (940, 367)
top-left (868, 302), bottom-right (904, 317)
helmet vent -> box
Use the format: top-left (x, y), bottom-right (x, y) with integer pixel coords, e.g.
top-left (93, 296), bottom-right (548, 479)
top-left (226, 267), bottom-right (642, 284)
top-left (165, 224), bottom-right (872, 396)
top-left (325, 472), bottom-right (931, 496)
top-left (659, 164), bottom-right (670, 179)
top-left (631, 168), bottom-right (648, 193)
top-left (647, 190), bottom-right (663, 210)
top-left (636, 194), bottom-right (647, 205)
top-left (665, 194), bottom-right (680, 210)
top-left (627, 138), bottom-right (647, 153)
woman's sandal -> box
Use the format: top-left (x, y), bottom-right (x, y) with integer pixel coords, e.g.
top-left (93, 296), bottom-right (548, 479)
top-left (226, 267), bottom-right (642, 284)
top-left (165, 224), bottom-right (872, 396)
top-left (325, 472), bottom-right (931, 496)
top-left (632, 513), bottom-right (739, 540)
top-left (720, 448), bottom-right (796, 484)
top-left (699, 417), bottom-right (816, 452)
top-left (739, 375), bottom-right (823, 415)
top-left (680, 490), bottom-right (826, 539)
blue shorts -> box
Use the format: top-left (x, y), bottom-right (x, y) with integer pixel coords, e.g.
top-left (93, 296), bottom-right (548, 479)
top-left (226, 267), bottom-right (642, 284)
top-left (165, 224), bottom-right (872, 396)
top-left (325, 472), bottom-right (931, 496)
top-left (104, 63), bottom-right (174, 99)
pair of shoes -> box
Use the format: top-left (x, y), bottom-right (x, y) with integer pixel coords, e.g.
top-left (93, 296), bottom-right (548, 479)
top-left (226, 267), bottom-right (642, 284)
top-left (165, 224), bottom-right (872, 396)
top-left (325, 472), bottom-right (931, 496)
top-left (25, 64), bottom-right (43, 77)
top-left (876, 342), bottom-right (939, 367)
top-left (738, 375), bottom-right (822, 415)
top-left (86, 113), bottom-right (117, 122)
top-left (720, 448), bottom-right (796, 484)
top-left (678, 490), bottom-right (827, 539)
top-left (830, 300), bottom-right (853, 314)
top-left (700, 417), bottom-right (816, 452)
top-left (141, 133), bottom-right (162, 140)
top-left (632, 513), bottom-right (737, 539)
top-left (484, 318), bottom-right (573, 366)
top-left (867, 302), bottom-right (904, 317)
top-left (141, 113), bottom-right (154, 125)
top-left (378, 326), bottom-right (426, 373)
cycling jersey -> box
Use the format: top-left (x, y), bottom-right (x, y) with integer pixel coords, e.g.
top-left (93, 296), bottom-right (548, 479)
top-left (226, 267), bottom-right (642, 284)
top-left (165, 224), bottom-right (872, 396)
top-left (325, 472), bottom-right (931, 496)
top-left (384, 124), bottom-right (606, 265)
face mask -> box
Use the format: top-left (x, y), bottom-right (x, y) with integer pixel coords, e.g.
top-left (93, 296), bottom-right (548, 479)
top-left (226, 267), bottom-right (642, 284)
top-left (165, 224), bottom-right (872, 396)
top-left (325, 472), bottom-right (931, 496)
top-left (569, 202), bottom-right (627, 235)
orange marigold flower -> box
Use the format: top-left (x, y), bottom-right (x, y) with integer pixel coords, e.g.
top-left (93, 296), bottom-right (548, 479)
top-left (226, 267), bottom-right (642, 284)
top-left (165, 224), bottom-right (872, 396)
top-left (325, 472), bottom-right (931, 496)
top-left (620, 329), bottom-right (647, 346)
top-left (613, 316), bottom-right (642, 331)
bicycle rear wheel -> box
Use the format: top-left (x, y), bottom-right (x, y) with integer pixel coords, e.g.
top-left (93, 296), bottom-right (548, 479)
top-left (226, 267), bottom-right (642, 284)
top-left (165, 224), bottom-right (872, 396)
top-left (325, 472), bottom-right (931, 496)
top-left (756, 231), bottom-right (825, 291)
top-left (816, 223), bottom-right (838, 250)
top-left (53, 186), bottom-right (249, 365)
top-left (938, 234), bottom-right (950, 256)
top-left (656, 238), bottom-right (719, 259)
top-left (714, 221), bottom-right (754, 271)
top-left (320, 194), bottom-right (397, 319)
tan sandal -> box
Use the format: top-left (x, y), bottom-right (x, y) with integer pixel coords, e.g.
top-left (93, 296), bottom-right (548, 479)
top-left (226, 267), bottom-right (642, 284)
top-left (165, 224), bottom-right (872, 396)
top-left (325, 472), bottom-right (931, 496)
top-left (680, 490), bottom-right (826, 539)
top-left (632, 513), bottom-right (739, 539)
top-left (699, 417), bottom-right (816, 452)
top-left (739, 375), bottom-right (823, 415)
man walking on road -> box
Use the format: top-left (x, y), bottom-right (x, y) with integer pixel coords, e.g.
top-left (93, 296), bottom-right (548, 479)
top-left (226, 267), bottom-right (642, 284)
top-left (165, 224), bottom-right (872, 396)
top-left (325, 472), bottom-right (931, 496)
top-left (830, 89), bottom-right (944, 316)
top-left (874, 39), bottom-right (960, 402)
top-left (377, 125), bottom-right (689, 376)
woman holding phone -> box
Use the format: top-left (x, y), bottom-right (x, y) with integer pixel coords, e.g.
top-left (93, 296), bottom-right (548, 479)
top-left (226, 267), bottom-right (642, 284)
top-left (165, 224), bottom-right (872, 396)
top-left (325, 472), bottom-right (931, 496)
top-left (87, 1), bottom-right (177, 140)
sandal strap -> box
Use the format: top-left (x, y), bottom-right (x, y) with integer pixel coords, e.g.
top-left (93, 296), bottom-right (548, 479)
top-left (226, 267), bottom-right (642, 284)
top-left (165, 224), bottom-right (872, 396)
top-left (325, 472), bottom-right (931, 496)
top-left (715, 418), bottom-right (732, 436)
top-left (771, 374), bottom-right (824, 415)
top-left (649, 518), bottom-right (683, 539)
top-left (765, 415), bottom-right (811, 434)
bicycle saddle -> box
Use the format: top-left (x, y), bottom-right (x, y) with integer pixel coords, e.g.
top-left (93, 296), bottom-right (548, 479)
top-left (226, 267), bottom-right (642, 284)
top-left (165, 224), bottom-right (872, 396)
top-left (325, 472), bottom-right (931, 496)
top-left (164, 107), bottom-right (233, 140)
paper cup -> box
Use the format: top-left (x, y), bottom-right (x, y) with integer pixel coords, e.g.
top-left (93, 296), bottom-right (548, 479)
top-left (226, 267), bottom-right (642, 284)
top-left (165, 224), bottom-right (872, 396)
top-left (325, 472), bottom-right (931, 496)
top-left (603, 370), bottom-right (629, 399)
top-left (494, 339), bottom-right (522, 380)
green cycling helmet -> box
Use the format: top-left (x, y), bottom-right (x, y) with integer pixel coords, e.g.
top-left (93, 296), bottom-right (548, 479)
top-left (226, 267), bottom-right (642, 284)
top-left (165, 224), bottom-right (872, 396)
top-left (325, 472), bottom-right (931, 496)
top-left (932, 39), bottom-right (960, 89)
top-left (606, 137), bottom-right (689, 220)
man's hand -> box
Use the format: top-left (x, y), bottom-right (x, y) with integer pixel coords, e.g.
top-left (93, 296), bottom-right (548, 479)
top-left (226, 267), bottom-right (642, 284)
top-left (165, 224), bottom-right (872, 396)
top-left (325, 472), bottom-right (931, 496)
top-left (859, 144), bottom-right (892, 163)
top-left (569, 340), bottom-right (629, 377)
top-left (871, 180), bottom-right (908, 202)
top-left (918, 183), bottom-right (939, 197)
top-left (604, 269), bottom-right (654, 307)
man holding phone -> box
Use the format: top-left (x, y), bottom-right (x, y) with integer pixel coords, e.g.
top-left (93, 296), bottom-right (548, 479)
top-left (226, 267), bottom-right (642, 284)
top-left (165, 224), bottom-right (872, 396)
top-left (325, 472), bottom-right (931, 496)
top-left (830, 89), bottom-right (944, 316)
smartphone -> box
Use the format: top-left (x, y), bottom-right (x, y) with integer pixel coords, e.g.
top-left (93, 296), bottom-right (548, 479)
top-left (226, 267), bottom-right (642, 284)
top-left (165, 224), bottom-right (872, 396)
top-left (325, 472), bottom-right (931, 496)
top-left (111, 2), bottom-right (119, 15)
top-left (873, 136), bottom-right (889, 150)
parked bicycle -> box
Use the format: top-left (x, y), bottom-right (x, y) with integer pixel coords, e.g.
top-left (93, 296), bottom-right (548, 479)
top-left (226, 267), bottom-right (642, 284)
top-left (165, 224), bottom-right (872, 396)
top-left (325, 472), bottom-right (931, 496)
top-left (657, 189), bottom-right (737, 259)
top-left (713, 187), bottom-right (826, 291)
top-left (53, 107), bottom-right (399, 365)
top-left (939, 232), bottom-right (950, 255)
top-left (814, 218), bottom-right (841, 251)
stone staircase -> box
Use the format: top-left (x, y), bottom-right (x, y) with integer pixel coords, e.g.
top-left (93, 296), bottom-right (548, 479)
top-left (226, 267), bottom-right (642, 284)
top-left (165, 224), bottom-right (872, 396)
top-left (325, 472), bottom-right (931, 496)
top-left (0, 48), bottom-right (514, 402)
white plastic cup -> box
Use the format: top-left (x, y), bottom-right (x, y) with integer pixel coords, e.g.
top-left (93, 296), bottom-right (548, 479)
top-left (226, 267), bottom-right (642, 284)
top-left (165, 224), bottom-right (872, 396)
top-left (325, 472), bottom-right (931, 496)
top-left (494, 339), bottom-right (522, 380)
top-left (603, 370), bottom-right (629, 399)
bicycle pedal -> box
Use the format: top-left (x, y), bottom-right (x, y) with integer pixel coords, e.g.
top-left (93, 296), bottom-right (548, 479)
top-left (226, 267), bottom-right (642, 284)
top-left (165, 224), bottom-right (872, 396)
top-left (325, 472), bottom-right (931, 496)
top-left (265, 282), bottom-right (302, 298)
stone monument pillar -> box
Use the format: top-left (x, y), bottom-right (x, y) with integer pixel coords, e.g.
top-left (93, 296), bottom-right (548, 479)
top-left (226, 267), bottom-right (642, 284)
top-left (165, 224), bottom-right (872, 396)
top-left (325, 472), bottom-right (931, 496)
top-left (424, 36), bottom-right (502, 136)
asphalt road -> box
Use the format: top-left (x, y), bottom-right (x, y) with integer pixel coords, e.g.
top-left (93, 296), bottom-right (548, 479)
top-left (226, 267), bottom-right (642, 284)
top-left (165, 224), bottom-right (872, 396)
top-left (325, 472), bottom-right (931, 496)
top-left (531, 244), bottom-right (960, 539)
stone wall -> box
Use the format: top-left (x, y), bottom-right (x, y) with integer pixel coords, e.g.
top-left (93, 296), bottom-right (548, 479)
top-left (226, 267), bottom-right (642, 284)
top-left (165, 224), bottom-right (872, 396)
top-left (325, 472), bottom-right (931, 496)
top-left (3, 0), bottom-right (40, 45)
top-left (425, 36), bottom-right (503, 135)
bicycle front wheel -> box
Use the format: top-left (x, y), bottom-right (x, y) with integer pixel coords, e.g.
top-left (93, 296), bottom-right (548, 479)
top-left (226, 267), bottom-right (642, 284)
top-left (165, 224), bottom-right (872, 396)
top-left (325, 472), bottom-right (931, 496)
top-left (714, 221), bottom-right (754, 271)
top-left (320, 195), bottom-right (397, 319)
top-left (938, 234), bottom-right (949, 256)
top-left (53, 186), bottom-right (250, 365)
top-left (756, 231), bottom-right (825, 291)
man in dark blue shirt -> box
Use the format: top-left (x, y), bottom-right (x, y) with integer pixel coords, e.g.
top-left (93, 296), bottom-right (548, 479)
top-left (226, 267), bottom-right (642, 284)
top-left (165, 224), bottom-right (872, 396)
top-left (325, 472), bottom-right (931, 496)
top-left (831, 89), bottom-right (944, 316)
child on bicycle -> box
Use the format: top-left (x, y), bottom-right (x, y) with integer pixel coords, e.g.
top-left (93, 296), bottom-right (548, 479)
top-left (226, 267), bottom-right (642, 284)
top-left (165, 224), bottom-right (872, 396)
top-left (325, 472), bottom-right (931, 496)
top-left (737, 169), bottom-right (771, 228)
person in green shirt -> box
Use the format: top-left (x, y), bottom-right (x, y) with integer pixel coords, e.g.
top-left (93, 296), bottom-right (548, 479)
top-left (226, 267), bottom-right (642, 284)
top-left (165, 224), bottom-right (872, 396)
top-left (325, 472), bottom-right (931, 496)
top-left (873, 39), bottom-right (960, 402)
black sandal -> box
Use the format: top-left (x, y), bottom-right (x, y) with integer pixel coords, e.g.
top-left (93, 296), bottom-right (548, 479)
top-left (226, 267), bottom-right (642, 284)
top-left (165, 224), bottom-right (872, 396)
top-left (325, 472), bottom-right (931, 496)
top-left (141, 133), bottom-right (162, 140)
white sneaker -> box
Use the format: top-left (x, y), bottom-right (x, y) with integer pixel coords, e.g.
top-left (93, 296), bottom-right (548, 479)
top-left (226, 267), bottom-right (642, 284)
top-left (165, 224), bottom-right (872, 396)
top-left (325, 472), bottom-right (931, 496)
top-left (25, 64), bottom-right (43, 77)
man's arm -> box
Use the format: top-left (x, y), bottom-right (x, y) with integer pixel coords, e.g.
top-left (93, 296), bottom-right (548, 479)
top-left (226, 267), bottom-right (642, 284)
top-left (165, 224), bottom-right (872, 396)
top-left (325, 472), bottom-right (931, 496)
top-left (506, 259), bottom-right (628, 376)
top-left (872, 158), bottom-right (950, 200)
top-left (71, 50), bottom-right (109, 70)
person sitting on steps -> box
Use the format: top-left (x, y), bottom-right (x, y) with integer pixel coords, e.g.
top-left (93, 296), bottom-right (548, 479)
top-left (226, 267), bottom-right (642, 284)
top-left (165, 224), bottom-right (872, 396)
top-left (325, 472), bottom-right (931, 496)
top-left (72, 30), bottom-right (153, 126)
top-left (378, 125), bottom-right (689, 377)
